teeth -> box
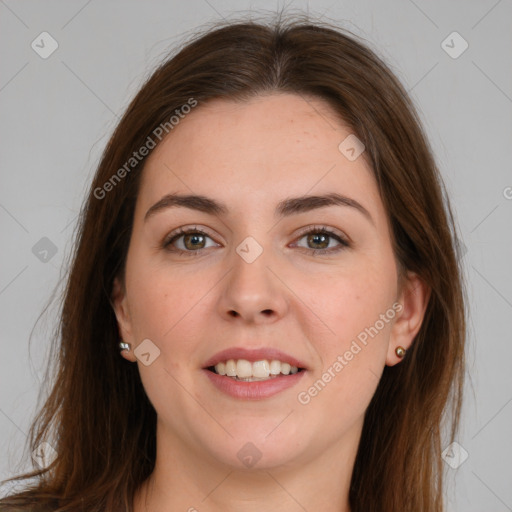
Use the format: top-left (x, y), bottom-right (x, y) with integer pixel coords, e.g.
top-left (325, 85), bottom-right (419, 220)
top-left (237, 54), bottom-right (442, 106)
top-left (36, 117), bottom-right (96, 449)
top-left (213, 359), bottom-right (302, 380)
top-left (269, 360), bottom-right (281, 375)
top-left (253, 360), bottom-right (270, 378)
top-left (236, 359), bottom-right (252, 378)
top-left (225, 360), bottom-right (236, 377)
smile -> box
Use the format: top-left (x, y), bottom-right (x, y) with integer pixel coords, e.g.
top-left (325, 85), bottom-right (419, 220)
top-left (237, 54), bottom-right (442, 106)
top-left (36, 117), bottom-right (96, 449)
top-left (208, 358), bottom-right (304, 381)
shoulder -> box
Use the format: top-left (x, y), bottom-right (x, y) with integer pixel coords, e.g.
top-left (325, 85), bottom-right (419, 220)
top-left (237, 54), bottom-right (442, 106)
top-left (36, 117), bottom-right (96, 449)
top-left (0, 490), bottom-right (59, 512)
top-left (0, 504), bottom-right (56, 512)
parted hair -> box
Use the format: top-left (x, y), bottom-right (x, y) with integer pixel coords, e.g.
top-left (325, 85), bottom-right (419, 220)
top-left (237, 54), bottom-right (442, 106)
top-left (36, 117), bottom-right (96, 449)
top-left (0, 11), bottom-right (465, 512)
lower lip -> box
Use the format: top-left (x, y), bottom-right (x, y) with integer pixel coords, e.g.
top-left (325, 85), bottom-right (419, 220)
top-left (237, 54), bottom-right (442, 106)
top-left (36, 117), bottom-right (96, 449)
top-left (203, 369), bottom-right (306, 400)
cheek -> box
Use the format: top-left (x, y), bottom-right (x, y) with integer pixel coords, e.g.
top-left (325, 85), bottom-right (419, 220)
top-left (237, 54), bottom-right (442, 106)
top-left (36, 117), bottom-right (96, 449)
top-left (294, 259), bottom-right (397, 412)
top-left (296, 284), bottom-right (395, 426)
top-left (125, 262), bottom-right (209, 353)
top-left (306, 258), bottom-right (397, 348)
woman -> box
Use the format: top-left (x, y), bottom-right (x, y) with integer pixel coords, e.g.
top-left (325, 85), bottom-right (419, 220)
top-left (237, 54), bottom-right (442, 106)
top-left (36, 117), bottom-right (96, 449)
top-left (0, 13), bottom-right (466, 512)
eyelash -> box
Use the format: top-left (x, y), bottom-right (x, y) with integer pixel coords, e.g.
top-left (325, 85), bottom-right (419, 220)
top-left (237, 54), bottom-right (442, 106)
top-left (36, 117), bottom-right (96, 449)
top-left (162, 225), bottom-right (350, 257)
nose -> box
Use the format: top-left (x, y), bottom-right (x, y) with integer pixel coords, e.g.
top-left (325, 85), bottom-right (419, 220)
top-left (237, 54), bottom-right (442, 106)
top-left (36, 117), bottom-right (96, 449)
top-left (217, 243), bottom-right (289, 324)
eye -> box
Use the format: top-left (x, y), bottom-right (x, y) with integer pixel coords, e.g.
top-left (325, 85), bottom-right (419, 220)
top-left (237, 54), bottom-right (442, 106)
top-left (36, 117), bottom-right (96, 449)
top-left (163, 226), bottom-right (219, 256)
top-left (162, 224), bottom-right (350, 257)
top-left (292, 225), bottom-right (350, 255)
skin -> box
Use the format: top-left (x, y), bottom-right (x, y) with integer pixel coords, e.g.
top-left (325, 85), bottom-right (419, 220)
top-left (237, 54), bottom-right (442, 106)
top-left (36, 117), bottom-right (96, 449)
top-left (112, 93), bottom-right (429, 512)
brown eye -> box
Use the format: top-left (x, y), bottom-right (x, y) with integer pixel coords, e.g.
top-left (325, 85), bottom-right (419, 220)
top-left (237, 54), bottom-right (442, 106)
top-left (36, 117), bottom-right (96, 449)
top-left (163, 228), bottom-right (218, 255)
top-left (293, 226), bottom-right (350, 255)
top-left (306, 232), bottom-right (330, 250)
top-left (182, 233), bottom-right (207, 250)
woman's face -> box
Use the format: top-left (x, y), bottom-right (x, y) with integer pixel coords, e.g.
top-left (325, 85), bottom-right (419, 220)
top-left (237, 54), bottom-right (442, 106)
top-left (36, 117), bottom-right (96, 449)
top-left (113, 93), bottom-right (423, 471)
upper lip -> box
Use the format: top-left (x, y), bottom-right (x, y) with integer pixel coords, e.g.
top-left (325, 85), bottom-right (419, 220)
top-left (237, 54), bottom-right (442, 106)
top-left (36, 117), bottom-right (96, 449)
top-left (203, 347), bottom-right (308, 370)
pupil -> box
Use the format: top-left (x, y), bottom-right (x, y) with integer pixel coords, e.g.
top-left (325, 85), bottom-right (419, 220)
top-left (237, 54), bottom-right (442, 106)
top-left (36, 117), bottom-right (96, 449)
top-left (183, 232), bottom-right (330, 251)
top-left (309, 233), bottom-right (328, 249)
top-left (185, 234), bottom-right (204, 250)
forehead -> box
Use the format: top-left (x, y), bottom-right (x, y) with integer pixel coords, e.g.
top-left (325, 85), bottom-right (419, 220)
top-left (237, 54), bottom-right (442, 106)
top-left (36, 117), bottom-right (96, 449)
top-left (136, 93), bottom-right (382, 220)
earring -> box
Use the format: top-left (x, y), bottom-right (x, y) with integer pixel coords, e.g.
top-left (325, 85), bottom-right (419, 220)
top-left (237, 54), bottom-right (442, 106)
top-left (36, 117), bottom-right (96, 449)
top-left (119, 340), bottom-right (131, 352)
top-left (395, 346), bottom-right (406, 358)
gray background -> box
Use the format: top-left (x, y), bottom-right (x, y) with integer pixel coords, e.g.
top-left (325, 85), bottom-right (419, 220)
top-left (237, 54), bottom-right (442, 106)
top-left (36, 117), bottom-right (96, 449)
top-left (1, 0), bottom-right (511, 510)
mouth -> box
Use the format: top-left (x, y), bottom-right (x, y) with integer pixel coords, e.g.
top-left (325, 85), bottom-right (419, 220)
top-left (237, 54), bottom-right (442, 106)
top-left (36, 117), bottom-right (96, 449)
top-left (206, 358), bottom-right (305, 382)
top-left (202, 347), bottom-right (308, 399)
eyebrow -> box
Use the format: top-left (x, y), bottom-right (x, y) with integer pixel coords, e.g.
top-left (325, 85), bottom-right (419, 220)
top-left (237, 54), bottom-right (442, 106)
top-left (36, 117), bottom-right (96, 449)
top-left (144, 192), bottom-right (373, 224)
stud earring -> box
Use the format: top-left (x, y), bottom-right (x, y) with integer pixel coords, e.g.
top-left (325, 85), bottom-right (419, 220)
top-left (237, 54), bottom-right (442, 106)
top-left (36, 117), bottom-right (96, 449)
top-left (395, 346), bottom-right (406, 358)
top-left (119, 340), bottom-right (131, 352)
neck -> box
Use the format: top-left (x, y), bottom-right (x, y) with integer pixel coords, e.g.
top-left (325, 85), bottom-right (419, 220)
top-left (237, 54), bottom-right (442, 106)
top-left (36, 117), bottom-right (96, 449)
top-left (133, 419), bottom-right (361, 512)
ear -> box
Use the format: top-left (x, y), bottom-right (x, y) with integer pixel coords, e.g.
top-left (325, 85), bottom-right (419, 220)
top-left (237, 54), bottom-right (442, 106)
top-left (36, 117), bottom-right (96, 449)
top-left (386, 272), bottom-right (431, 366)
top-left (111, 276), bottom-right (137, 362)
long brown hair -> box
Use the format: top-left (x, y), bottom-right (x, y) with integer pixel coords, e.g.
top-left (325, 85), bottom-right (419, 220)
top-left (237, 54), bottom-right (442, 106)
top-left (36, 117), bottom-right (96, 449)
top-left (0, 12), bottom-right (466, 512)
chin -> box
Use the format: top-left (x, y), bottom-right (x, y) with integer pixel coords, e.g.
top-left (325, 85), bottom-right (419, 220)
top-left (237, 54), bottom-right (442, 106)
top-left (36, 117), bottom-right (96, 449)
top-left (200, 425), bottom-right (309, 470)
